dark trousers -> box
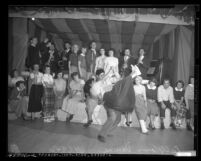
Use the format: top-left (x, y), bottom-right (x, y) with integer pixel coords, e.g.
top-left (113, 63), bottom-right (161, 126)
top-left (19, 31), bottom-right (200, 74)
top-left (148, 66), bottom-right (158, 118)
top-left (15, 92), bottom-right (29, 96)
top-left (159, 101), bottom-right (176, 118)
top-left (99, 107), bottom-right (121, 137)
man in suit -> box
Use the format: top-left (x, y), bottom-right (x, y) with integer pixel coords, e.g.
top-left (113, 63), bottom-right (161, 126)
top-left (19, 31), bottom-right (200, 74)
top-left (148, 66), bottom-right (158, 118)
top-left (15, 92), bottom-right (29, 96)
top-left (86, 41), bottom-right (98, 79)
top-left (61, 42), bottom-right (72, 75)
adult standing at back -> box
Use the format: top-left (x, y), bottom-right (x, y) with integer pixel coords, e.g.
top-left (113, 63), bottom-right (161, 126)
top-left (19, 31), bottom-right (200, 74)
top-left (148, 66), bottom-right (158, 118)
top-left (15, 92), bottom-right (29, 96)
top-left (25, 37), bottom-right (41, 71)
top-left (86, 41), bottom-right (98, 79)
top-left (68, 44), bottom-right (79, 75)
top-left (61, 42), bottom-right (72, 75)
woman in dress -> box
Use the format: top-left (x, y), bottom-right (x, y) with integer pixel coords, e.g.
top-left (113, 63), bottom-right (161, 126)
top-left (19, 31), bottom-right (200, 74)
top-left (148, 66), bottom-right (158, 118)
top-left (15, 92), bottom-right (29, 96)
top-left (185, 76), bottom-right (194, 131)
top-left (145, 77), bottom-right (159, 130)
top-left (61, 72), bottom-right (85, 122)
top-left (53, 70), bottom-right (66, 120)
top-left (27, 64), bottom-right (44, 120)
top-left (42, 65), bottom-right (55, 123)
top-left (94, 48), bottom-right (107, 73)
top-left (104, 48), bottom-right (120, 85)
top-left (78, 46), bottom-right (87, 81)
top-left (133, 75), bottom-right (149, 134)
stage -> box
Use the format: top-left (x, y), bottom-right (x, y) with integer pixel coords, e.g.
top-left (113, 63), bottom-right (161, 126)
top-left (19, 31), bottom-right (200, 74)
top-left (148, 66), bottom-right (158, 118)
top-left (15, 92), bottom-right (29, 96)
top-left (8, 118), bottom-right (194, 155)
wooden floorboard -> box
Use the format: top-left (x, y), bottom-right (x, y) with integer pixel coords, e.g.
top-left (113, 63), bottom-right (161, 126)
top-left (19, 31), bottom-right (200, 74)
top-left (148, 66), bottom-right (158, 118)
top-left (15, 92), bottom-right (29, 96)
top-left (8, 118), bottom-right (194, 154)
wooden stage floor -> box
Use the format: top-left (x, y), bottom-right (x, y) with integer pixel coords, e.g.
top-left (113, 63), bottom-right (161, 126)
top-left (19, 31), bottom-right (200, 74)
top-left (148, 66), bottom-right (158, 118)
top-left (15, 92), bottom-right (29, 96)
top-left (8, 118), bottom-right (194, 155)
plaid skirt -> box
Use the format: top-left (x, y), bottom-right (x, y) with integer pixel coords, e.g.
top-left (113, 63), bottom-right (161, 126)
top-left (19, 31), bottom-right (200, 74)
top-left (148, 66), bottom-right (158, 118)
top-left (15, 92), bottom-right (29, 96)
top-left (43, 87), bottom-right (55, 113)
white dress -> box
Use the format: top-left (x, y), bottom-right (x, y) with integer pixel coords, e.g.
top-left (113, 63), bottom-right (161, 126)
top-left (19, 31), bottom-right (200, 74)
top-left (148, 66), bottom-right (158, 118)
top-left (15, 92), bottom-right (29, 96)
top-left (104, 57), bottom-right (120, 85)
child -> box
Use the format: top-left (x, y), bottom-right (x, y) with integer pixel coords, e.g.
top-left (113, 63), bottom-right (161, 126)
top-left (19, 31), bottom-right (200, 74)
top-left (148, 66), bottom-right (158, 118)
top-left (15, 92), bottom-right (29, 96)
top-left (42, 65), bottom-right (55, 122)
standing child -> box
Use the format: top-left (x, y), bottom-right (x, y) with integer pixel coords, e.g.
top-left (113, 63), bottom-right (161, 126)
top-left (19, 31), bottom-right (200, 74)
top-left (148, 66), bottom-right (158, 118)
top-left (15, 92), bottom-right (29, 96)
top-left (145, 78), bottom-right (159, 130)
top-left (42, 65), bottom-right (55, 122)
top-left (133, 76), bottom-right (149, 134)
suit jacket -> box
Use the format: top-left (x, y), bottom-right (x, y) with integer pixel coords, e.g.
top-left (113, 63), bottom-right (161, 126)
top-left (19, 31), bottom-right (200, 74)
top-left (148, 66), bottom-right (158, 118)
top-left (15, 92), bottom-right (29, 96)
top-left (61, 49), bottom-right (71, 71)
top-left (25, 45), bottom-right (40, 69)
top-left (119, 56), bottom-right (137, 77)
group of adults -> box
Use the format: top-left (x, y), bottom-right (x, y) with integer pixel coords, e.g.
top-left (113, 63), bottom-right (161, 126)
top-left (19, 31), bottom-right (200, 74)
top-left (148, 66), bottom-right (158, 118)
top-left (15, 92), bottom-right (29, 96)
top-left (8, 37), bottom-right (195, 143)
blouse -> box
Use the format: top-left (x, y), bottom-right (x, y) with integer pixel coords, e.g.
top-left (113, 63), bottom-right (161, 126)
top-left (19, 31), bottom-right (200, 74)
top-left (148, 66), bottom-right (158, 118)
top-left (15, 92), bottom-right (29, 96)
top-left (30, 72), bottom-right (43, 84)
top-left (70, 79), bottom-right (85, 92)
top-left (42, 73), bottom-right (54, 87)
top-left (95, 56), bottom-right (106, 70)
top-left (133, 84), bottom-right (146, 98)
top-left (54, 78), bottom-right (66, 92)
top-left (104, 57), bottom-right (119, 75)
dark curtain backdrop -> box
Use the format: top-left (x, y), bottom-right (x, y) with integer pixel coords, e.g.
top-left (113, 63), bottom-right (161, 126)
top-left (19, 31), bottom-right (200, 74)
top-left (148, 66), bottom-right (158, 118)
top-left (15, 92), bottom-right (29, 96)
top-left (152, 26), bottom-right (194, 86)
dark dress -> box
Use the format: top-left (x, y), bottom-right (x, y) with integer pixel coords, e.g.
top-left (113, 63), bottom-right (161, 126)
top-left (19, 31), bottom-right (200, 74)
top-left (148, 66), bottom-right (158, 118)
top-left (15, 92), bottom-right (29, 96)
top-left (28, 84), bottom-right (43, 112)
top-left (145, 85), bottom-right (159, 116)
top-left (25, 45), bottom-right (41, 69)
top-left (103, 75), bottom-right (135, 113)
top-left (28, 73), bottom-right (44, 113)
top-left (173, 88), bottom-right (185, 101)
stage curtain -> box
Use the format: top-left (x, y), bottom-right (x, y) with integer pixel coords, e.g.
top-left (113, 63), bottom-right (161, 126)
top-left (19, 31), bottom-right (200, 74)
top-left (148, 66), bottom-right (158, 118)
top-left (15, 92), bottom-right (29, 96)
top-left (175, 26), bottom-right (194, 85)
top-left (152, 25), bottom-right (194, 86)
top-left (9, 18), bottom-right (29, 73)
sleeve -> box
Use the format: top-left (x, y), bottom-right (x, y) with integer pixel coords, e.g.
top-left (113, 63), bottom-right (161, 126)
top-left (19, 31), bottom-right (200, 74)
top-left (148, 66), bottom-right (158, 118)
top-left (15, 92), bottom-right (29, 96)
top-left (169, 87), bottom-right (174, 103)
top-left (157, 86), bottom-right (163, 102)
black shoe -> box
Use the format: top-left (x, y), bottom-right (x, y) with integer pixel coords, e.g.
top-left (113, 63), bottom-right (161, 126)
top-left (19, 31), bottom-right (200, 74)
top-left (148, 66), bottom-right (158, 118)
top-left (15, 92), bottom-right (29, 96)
top-left (83, 120), bottom-right (93, 128)
top-left (66, 115), bottom-right (73, 123)
top-left (170, 123), bottom-right (177, 130)
top-left (186, 123), bottom-right (193, 131)
top-left (22, 115), bottom-right (31, 121)
top-left (97, 135), bottom-right (106, 143)
top-left (149, 124), bottom-right (155, 130)
top-left (161, 122), bottom-right (164, 130)
top-left (69, 114), bottom-right (74, 121)
top-left (125, 122), bottom-right (130, 127)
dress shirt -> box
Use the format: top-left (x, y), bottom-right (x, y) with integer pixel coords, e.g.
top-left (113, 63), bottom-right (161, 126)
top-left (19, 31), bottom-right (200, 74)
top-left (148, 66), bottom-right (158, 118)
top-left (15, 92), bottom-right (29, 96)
top-left (157, 85), bottom-right (174, 103)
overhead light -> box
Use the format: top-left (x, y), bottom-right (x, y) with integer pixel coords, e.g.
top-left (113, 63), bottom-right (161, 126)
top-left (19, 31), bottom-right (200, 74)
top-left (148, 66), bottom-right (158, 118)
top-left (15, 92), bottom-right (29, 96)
top-left (31, 17), bottom-right (35, 21)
